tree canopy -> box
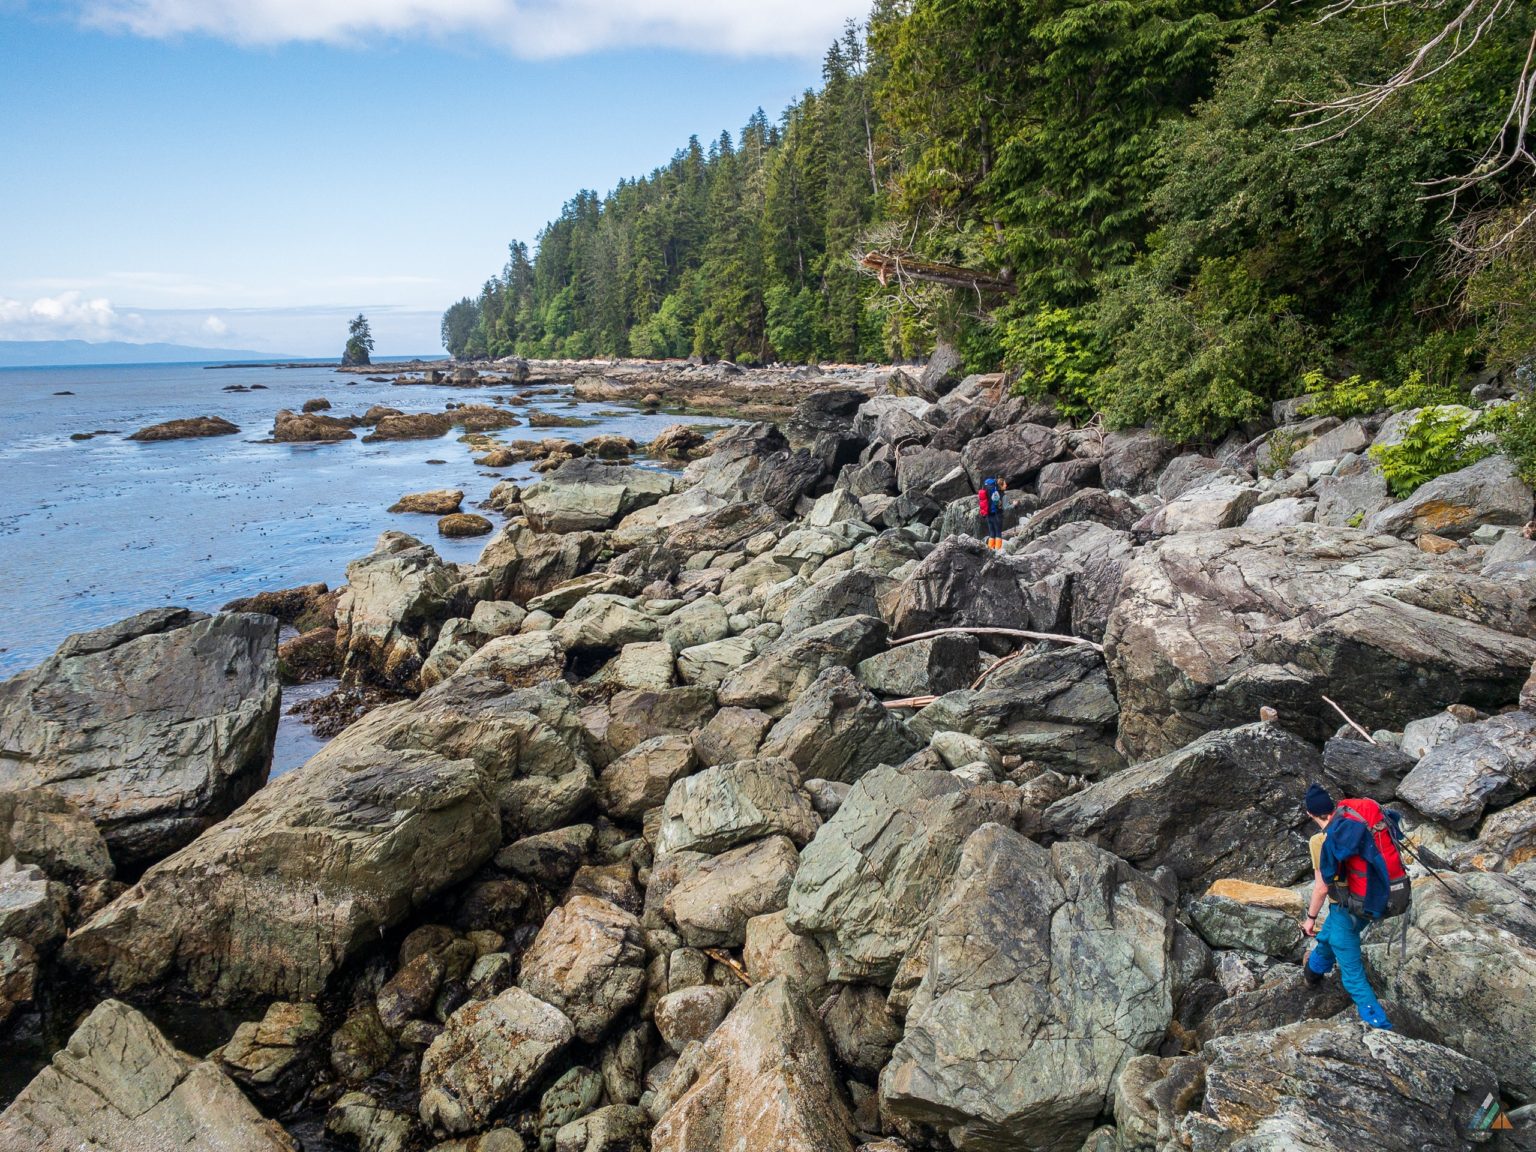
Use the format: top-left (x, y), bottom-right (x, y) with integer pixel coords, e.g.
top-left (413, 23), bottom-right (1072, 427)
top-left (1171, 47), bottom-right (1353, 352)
top-left (444, 1), bottom-right (1536, 442)
top-left (343, 314), bottom-right (374, 367)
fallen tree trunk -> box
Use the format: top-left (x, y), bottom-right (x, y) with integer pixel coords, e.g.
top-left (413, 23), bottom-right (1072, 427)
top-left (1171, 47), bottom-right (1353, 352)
top-left (890, 627), bottom-right (1104, 654)
top-left (859, 251), bottom-right (1014, 295)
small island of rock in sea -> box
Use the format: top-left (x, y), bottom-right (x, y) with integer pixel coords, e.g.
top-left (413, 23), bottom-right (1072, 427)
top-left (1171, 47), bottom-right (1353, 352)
top-left (4, 3), bottom-right (1536, 1151)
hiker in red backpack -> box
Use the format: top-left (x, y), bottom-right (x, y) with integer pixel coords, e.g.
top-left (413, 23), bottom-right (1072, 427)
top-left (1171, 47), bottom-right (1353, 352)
top-left (979, 477), bottom-right (1004, 545)
top-left (1300, 783), bottom-right (1408, 1031)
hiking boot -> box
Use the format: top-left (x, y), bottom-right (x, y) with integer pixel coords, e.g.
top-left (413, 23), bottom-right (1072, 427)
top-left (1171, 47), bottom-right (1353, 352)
top-left (1303, 965), bottom-right (1324, 988)
top-left (1359, 1003), bottom-right (1393, 1031)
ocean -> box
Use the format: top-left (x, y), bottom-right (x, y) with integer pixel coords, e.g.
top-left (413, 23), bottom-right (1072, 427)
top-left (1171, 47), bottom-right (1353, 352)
top-left (0, 360), bottom-right (721, 771)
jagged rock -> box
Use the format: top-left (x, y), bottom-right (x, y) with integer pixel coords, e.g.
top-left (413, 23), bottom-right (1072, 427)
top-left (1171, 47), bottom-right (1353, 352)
top-left (538, 1067), bottom-right (604, 1151)
top-left (1036, 458), bottom-right (1100, 505)
top-left (881, 826), bottom-right (1175, 1152)
top-left (330, 1006), bottom-right (394, 1082)
top-left (718, 615), bottom-right (888, 711)
top-left (1188, 893), bottom-right (1304, 959)
top-left (786, 765), bottom-right (1017, 983)
top-left (62, 668), bottom-right (592, 1002)
top-left (0, 790), bottom-right (113, 883)
top-left (1184, 1018), bottom-right (1497, 1151)
top-left (655, 985), bottom-right (737, 1053)
top-left (1322, 736), bottom-right (1415, 799)
top-left (908, 646), bottom-right (1121, 775)
top-left (854, 634), bottom-right (980, 698)
top-left (475, 525), bottom-right (606, 605)
top-left (0, 1000), bottom-right (296, 1151)
top-left (687, 423), bottom-right (827, 516)
top-left (781, 570), bottom-right (888, 636)
top-left (517, 895), bottom-right (646, 1043)
top-left (596, 735), bottom-right (696, 821)
top-left (0, 858), bottom-right (68, 952)
top-left (759, 667), bottom-right (921, 784)
top-left (216, 1001), bottom-right (326, 1105)
top-left (693, 707), bottom-right (773, 767)
top-left (1105, 525), bottom-right (1536, 760)
top-left (1396, 710), bottom-right (1536, 829)
top-left (1363, 864), bottom-right (1536, 1098)
top-left (1014, 489), bottom-right (1141, 545)
top-left (890, 535), bottom-right (1070, 639)
top-left (651, 977), bottom-right (855, 1152)
top-left (1044, 723), bottom-right (1331, 891)
top-left (554, 1105), bottom-right (650, 1152)
top-left (522, 459), bottom-right (674, 533)
top-left (272, 409), bottom-right (357, 442)
top-left (660, 596), bottom-right (730, 652)
top-left (1367, 454), bottom-right (1534, 540)
top-left (496, 825), bottom-right (594, 885)
top-left (0, 937), bottom-right (38, 1025)
top-left (1099, 430), bottom-right (1177, 494)
top-left (1135, 480), bottom-right (1262, 537)
top-left (658, 500), bottom-right (785, 556)
top-left (603, 686), bottom-right (716, 760)
top-left (960, 424), bottom-right (1062, 488)
top-left (664, 835), bottom-right (801, 947)
top-left (365, 411), bottom-right (453, 441)
top-left (1450, 797), bottom-right (1536, 872)
top-left (377, 950), bottom-right (446, 1033)
top-left (654, 757), bottom-right (819, 858)
top-left (327, 1092), bottom-right (420, 1152)
top-left (336, 533), bottom-right (460, 690)
top-left (894, 448), bottom-right (969, 503)
top-left (419, 619), bottom-right (483, 689)
top-left (1195, 967), bottom-right (1352, 1045)
top-left (419, 987), bottom-right (576, 1134)
top-left (552, 595), bottom-right (659, 653)
top-left (0, 607), bottom-right (280, 868)
top-left (1316, 459), bottom-right (1393, 527)
top-left (823, 983), bottom-right (902, 1078)
top-left (127, 414), bottom-right (241, 441)
top-left (592, 642), bottom-right (675, 692)
top-left (743, 909), bottom-right (830, 1004)
top-left (676, 637), bottom-right (757, 690)
top-left (391, 489), bottom-right (464, 514)
top-left (806, 488), bottom-right (866, 527)
top-left (1015, 521), bottom-right (1137, 643)
top-left (1244, 496), bottom-right (1316, 529)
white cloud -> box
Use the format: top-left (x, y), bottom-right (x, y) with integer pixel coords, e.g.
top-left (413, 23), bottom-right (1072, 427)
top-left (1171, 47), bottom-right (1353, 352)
top-left (202, 314), bottom-right (229, 335)
top-left (0, 292), bottom-right (136, 339)
top-left (77, 0), bottom-right (865, 57)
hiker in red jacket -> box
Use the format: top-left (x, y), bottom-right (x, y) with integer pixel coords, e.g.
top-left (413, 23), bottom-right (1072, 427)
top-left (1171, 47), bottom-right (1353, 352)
top-left (1300, 783), bottom-right (1403, 1030)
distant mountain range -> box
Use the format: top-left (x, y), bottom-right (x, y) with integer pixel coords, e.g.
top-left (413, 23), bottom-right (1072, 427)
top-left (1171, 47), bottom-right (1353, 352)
top-left (0, 339), bottom-right (304, 367)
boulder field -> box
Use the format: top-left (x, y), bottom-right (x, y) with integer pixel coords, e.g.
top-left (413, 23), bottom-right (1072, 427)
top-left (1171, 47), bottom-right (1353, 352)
top-left (4, 363), bottom-right (1536, 1150)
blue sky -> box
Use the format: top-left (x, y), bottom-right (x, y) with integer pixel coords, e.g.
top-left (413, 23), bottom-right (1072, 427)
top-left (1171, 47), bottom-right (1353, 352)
top-left (0, 1), bottom-right (862, 354)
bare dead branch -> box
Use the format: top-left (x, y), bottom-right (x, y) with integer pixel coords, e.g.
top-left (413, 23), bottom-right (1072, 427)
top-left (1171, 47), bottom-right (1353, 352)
top-left (889, 626), bottom-right (1105, 653)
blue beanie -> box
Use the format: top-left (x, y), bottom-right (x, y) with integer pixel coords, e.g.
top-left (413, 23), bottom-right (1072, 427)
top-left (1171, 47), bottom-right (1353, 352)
top-left (1305, 783), bottom-right (1335, 817)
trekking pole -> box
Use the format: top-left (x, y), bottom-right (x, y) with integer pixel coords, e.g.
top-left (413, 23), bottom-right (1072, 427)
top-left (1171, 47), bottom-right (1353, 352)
top-left (1395, 837), bottom-right (1461, 898)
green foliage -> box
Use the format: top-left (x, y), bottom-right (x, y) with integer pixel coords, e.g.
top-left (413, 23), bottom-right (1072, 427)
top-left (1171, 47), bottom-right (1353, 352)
top-left (342, 313), bottom-right (374, 367)
top-left (1001, 305), bottom-right (1104, 421)
top-left (1299, 369), bottom-right (1463, 419)
top-left (1261, 427), bottom-right (1301, 478)
top-left (1369, 406), bottom-right (1492, 497)
top-left (1483, 394), bottom-right (1536, 487)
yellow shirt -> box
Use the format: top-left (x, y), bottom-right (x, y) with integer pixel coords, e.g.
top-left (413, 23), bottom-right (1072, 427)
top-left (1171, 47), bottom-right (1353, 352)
top-left (1310, 831), bottom-right (1325, 875)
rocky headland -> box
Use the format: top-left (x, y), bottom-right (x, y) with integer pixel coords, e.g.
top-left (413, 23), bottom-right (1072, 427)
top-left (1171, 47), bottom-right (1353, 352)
top-left (5, 352), bottom-right (1536, 1151)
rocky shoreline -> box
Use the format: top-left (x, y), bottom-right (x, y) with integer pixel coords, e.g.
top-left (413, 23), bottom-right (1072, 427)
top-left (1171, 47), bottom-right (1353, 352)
top-left (4, 352), bottom-right (1536, 1151)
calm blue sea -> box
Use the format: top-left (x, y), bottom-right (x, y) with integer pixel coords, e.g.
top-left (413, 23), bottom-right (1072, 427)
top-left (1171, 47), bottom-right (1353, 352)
top-left (0, 360), bottom-right (715, 683)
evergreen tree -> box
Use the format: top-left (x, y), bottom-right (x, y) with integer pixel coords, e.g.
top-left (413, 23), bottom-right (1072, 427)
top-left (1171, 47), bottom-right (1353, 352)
top-left (342, 314), bottom-right (374, 366)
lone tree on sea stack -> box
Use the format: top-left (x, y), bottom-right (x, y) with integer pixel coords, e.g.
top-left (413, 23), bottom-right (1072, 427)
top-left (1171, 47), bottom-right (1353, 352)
top-left (342, 314), bottom-right (374, 366)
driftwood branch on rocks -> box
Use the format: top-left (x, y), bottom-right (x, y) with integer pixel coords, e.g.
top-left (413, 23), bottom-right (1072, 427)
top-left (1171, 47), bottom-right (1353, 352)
top-left (891, 627), bottom-right (1105, 654)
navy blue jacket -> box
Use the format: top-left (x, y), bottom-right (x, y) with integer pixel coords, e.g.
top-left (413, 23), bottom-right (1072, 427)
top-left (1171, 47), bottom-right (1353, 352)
top-left (1319, 808), bottom-right (1392, 919)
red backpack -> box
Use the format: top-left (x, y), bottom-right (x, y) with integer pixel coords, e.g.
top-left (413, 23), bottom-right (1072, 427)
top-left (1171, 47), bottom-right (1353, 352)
top-left (1329, 798), bottom-right (1412, 919)
top-left (977, 488), bottom-right (991, 517)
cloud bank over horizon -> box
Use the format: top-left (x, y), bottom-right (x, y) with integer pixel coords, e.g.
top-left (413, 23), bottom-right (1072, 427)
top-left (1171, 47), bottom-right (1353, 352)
top-left (77, 0), bottom-right (866, 57)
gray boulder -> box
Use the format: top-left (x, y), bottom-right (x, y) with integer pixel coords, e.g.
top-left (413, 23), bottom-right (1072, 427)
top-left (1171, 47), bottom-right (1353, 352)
top-left (1316, 458), bottom-right (1392, 527)
top-left (785, 765), bottom-right (1017, 983)
top-left (63, 668), bottom-right (593, 1003)
top-left (1397, 710), bottom-right (1536, 829)
top-left (595, 735), bottom-right (696, 822)
top-left (1322, 736), bottom-right (1415, 799)
top-left (1183, 1018), bottom-right (1498, 1152)
top-left (854, 633), bottom-right (981, 698)
top-left (663, 835), bottom-right (801, 948)
top-left (517, 895), bottom-right (646, 1043)
top-left (759, 667), bottom-right (922, 784)
top-left (889, 535), bottom-right (1070, 639)
top-left (0, 858), bottom-right (69, 953)
top-left (1367, 453), bottom-right (1534, 540)
top-left (474, 524), bottom-right (606, 606)
top-left (337, 533), bottom-right (461, 689)
top-left (0, 607), bottom-right (280, 868)
top-left (780, 569), bottom-right (887, 636)
top-left (0, 789), bottom-right (113, 883)
top-left (1044, 723), bottom-right (1331, 891)
top-left (1099, 430), bottom-right (1177, 495)
top-left (0, 999), bottom-right (296, 1152)
top-left (1015, 521), bottom-right (1137, 642)
top-left (1364, 863), bottom-right (1536, 1098)
top-left (1133, 480), bottom-right (1261, 538)
top-left (960, 424), bottom-right (1062, 488)
top-left (654, 757), bottom-right (819, 858)
top-left (880, 826), bottom-right (1175, 1152)
top-left (1105, 525), bottom-right (1536, 760)
top-left (419, 987), bottom-right (575, 1134)
top-left (717, 614), bottom-right (887, 712)
top-left (521, 459), bottom-right (673, 533)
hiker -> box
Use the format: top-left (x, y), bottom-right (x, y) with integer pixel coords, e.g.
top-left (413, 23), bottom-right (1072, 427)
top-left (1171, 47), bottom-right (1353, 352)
top-left (1300, 783), bottom-right (1406, 1031)
top-left (979, 476), bottom-right (1004, 544)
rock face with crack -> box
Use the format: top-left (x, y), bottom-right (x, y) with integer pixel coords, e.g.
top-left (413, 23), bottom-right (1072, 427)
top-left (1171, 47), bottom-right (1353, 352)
top-left (516, 894), bottom-right (647, 1043)
top-left (0, 607), bottom-right (280, 868)
top-left (880, 825), bottom-right (1175, 1152)
top-left (1105, 524), bottom-right (1536, 760)
top-left (0, 999), bottom-right (297, 1152)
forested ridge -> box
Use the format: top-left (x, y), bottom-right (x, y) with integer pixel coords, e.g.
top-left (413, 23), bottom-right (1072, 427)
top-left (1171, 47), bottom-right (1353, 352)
top-left (443, 0), bottom-right (1536, 443)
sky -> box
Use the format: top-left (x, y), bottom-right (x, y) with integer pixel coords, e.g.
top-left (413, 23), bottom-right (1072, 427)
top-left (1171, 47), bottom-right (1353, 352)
top-left (0, 1), bottom-right (865, 355)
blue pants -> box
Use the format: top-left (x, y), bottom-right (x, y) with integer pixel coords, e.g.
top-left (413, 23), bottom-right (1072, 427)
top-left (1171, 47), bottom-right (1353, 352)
top-left (1307, 905), bottom-right (1392, 1029)
top-left (984, 511), bottom-right (1002, 539)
